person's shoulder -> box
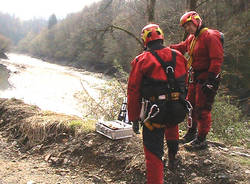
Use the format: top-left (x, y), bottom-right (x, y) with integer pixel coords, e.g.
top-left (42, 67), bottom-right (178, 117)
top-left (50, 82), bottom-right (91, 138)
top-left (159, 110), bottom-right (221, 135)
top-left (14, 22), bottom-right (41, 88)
top-left (205, 28), bottom-right (221, 37)
top-left (167, 47), bottom-right (185, 58)
top-left (132, 51), bottom-right (147, 64)
top-left (204, 28), bottom-right (224, 43)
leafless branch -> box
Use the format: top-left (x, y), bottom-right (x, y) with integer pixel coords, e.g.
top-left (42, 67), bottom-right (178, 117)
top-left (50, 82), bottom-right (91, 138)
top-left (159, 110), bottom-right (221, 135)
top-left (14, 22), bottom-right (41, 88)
top-left (109, 25), bottom-right (143, 47)
top-left (80, 80), bottom-right (112, 119)
top-left (196, 0), bottom-right (210, 9)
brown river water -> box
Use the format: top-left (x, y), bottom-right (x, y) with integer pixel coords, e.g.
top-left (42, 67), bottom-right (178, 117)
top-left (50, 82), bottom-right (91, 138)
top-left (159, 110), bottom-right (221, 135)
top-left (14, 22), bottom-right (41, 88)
top-left (0, 53), bottom-right (107, 118)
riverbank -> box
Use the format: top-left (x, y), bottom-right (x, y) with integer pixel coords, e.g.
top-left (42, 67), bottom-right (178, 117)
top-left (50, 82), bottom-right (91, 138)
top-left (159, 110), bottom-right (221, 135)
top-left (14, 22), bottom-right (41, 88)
top-left (0, 64), bottom-right (11, 90)
top-left (0, 53), bottom-right (112, 117)
top-left (0, 52), bottom-right (8, 59)
top-left (0, 98), bottom-right (249, 184)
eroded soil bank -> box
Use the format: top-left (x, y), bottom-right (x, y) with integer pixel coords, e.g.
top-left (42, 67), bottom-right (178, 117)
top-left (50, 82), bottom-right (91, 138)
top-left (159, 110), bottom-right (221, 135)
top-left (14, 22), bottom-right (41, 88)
top-left (0, 98), bottom-right (249, 184)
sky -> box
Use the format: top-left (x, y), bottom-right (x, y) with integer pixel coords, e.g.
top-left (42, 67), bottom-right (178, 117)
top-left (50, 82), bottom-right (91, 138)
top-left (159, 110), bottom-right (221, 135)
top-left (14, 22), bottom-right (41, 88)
top-left (0, 0), bottom-right (101, 20)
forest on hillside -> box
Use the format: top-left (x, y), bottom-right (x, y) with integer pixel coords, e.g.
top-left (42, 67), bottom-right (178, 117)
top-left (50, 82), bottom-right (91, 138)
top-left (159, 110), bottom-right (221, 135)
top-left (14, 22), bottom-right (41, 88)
top-left (0, 0), bottom-right (249, 98)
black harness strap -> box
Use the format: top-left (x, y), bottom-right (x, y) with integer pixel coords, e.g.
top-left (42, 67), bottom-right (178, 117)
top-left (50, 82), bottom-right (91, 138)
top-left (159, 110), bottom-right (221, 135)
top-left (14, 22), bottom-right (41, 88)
top-left (149, 49), bottom-right (179, 91)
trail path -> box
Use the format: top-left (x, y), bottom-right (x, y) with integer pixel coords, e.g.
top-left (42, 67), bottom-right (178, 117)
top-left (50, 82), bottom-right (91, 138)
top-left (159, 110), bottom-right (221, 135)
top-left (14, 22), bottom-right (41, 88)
top-left (0, 132), bottom-right (96, 184)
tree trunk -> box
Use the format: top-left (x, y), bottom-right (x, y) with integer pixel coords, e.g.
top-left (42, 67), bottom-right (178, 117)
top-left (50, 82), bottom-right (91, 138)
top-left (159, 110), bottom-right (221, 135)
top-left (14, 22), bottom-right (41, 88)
top-left (147, 0), bottom-right (156, 22)
top-left (186, 0), bottom-right (197, 10)
top-left (183, 0), bottom-right (197, 40)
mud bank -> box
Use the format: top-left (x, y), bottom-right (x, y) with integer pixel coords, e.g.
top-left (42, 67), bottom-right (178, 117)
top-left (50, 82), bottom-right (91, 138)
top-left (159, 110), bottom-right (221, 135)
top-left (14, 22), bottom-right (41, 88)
top-left (0, 98), bottom-right (249, 184)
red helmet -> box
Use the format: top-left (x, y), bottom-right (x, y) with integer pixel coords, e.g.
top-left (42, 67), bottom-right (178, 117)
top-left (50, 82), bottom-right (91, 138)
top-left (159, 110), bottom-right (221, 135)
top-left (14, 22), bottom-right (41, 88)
top-left (180, 11), bottom-right (202, 28)
top-left (141, 24), bottom-right (164, 47)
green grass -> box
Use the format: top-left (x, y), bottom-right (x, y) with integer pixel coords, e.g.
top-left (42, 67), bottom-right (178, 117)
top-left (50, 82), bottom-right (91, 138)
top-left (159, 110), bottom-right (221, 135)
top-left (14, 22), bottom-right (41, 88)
top-left (179, 93), bottom-right (249, 148)
top-left (209, 94), bottom-right (249, 147)
top-left (68, 119), bottom-right (96, 133)
top-left (68, 120), bottom-right (83, 130)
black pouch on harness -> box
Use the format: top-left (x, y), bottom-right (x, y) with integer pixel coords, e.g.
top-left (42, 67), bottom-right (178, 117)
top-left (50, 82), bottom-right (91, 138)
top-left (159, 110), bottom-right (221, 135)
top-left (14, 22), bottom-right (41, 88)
top-left (145, 97), bottom-right (187, 127)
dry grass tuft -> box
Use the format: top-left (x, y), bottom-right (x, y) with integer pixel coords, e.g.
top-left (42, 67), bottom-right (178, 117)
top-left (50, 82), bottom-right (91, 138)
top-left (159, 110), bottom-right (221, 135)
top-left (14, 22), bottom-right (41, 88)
top-left (0, 98), bottom-right (95, 148)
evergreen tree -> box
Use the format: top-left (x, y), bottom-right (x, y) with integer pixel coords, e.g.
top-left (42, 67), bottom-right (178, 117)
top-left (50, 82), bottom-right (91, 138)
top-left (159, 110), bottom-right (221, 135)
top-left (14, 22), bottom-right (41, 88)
top-left (48, 14), bottom-right (57, 29)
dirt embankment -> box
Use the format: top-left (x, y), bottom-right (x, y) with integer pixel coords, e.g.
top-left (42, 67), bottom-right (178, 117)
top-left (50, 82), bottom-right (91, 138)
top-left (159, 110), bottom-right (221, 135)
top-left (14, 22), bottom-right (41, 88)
top-left (0, 52), bottom-right (8, 59)
top-left (0, 98), bottom-right (249, 184)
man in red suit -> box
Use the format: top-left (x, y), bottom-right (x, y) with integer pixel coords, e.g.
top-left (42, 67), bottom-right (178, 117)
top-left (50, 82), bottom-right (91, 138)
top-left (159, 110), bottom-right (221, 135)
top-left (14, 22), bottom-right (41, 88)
top-left (127, 23), bottom-right (187, 184)
top-left (170, 11), bottom-right (224, 150)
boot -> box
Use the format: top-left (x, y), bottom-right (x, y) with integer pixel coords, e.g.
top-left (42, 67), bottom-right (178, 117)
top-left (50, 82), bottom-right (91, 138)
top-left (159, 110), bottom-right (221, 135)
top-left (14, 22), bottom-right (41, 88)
top-left (184, 134), bottom-right (208, 151)
top-left (179, 128), bottom-right (197, 144)
top-left (167, 140), bottom-right (179, 171)
top-left (168, 152), bottom-right (178, 171)
top-left (179, 121), bottom-right (197, 144)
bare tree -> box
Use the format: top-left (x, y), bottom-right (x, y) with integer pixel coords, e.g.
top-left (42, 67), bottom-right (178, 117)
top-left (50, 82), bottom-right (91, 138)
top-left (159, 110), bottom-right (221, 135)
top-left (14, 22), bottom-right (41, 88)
top-left (100, 0), bottom-right (157, 49)
top-left (186, 0), bottom-right (197, 10)
top-left (147, 0), bottom-right (156, 22)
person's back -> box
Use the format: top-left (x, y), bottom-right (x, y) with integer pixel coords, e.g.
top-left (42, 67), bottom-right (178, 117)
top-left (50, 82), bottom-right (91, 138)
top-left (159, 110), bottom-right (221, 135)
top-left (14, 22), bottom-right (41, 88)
top-left (127, 24), bottom-right (187, 184)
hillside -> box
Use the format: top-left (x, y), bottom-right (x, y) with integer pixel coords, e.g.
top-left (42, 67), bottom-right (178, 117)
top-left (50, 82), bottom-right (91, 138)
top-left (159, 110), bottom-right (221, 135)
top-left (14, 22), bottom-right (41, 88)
top-left (0, 98), bottom-right (249, 184)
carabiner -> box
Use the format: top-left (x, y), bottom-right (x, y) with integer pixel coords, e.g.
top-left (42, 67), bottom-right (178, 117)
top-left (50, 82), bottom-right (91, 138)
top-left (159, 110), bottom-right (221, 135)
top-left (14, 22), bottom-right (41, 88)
top-left (149, 104), bottom-right (160, 118)
top-left (185, 100), bottom-right (193, 128)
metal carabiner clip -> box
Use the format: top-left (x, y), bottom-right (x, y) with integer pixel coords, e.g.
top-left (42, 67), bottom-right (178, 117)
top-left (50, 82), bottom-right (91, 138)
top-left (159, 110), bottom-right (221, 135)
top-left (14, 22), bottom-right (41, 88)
top-left (166, 66), bottom-right (174, 74)
top-left (149, 104), bottom-right (160, 118)
top-left (185, 100), bottom-right (193, 128)
top-left (143, 104), bottom-right (160, 124)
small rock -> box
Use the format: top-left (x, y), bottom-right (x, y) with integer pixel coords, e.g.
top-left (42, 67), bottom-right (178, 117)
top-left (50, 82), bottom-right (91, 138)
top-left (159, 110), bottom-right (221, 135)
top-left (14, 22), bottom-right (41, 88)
top-left (91, 175), bottom-right (106, 183)
top-left (50, 157), bottom-right (64, 165)
top-left (30, 144), bottom-right (43, 153)
top-left (86, 140), bottom-right (93, 147)
top-left (45, 153), bottom-right (51, 161)
top-left (192, 177), bottom-right (203, 182)
top-left (21, 156), bottom-right (28, 160)
top-left (203, 159), bottom-right (212, 165)
top-left (245, 170), bottom-right (250, 174)
top-left (11, 141), bottom-right (18, 147)
top-left (27, 181), bottom-right (35, 184)
top-left (92, 175), bottom-right (102, 182)
top-left (218, 174), bottom-right (228, 179)
top-left (220, 147), bottom-right (229, 151)
top-left (63, 158), bottom-right (69, 164)
top-left (191, 172), bottom-right (197, 177)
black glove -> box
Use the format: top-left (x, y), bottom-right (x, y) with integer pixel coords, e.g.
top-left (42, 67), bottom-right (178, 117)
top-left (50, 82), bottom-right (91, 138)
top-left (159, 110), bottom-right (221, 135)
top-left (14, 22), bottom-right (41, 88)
top-left (132, 121), bottom-right (140, 134)
top-left (201, 72), bottom-right (217, 95)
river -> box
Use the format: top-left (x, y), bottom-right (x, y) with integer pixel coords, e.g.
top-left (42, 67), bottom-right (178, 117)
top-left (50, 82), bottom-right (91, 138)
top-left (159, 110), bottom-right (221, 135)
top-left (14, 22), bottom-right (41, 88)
top-left (0, 53), bottom-right (108, 118)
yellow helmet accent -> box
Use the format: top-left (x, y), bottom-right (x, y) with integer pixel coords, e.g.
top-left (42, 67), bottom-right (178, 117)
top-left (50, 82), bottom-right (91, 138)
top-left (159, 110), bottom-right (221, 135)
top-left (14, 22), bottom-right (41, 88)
top-left (141, 24), bottom-right (164, 47)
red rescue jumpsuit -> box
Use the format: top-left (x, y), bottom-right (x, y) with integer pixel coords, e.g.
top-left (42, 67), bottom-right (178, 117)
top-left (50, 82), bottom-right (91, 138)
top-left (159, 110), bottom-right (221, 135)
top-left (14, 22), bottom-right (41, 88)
top-left (127, 47), bottom-right (187, 184)
top-left (170, 28), bottom-right (224, 137)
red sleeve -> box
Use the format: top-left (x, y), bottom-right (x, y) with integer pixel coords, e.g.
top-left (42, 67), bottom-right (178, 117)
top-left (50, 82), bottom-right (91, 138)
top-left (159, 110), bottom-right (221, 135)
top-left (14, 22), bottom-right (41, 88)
top-left (127, 57), bottom-right (144, 122)
top-left (170, 35), bottom-right (192, 55)
top-left (174, 51), bottom-right (188, 90)
top-left (206, 31), bottom-right (224, 75)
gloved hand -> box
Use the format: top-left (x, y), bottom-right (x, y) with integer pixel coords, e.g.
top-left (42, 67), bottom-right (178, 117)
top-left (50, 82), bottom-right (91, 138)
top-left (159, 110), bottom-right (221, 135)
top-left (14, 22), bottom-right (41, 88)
top-left (201, 72), bottom-right (217, 95)
top-left (132, 121), bottom-right (140, 134)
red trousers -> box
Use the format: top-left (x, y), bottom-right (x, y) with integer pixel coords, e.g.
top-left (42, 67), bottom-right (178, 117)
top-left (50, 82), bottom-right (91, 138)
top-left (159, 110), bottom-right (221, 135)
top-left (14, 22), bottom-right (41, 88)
top-left (187, 82), bottom-right (216, 136)
top-left (143, 125), bottom-right (179, 184)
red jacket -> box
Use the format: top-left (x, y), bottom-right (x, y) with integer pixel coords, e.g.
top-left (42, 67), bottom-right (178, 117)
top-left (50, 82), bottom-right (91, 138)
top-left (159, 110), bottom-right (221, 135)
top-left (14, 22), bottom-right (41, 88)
top-left (127, 47), bottom-right (187, 122)
top-left (170, 28), bottom-right (224, 78)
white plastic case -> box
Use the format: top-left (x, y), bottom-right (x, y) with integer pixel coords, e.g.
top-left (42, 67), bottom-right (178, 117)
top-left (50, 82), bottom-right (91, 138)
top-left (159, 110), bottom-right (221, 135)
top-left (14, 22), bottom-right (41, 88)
top-left (95, 120), bottom-right (133, 140)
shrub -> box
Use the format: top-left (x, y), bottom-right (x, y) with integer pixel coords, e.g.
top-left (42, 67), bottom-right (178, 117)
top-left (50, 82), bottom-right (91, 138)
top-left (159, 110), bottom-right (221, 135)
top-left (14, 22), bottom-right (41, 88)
top-left (209, 93), bottom-right (249, 147)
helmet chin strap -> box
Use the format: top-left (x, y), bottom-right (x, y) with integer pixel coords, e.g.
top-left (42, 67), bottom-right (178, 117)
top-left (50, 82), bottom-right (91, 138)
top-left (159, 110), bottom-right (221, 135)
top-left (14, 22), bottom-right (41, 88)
top-left (195, 23), bottom-right (204, 37)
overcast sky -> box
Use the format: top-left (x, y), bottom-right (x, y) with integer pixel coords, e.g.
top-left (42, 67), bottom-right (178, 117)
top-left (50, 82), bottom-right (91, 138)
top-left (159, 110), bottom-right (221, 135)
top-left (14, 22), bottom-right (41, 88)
top-left (0, 0), bottom-right (101, 20)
